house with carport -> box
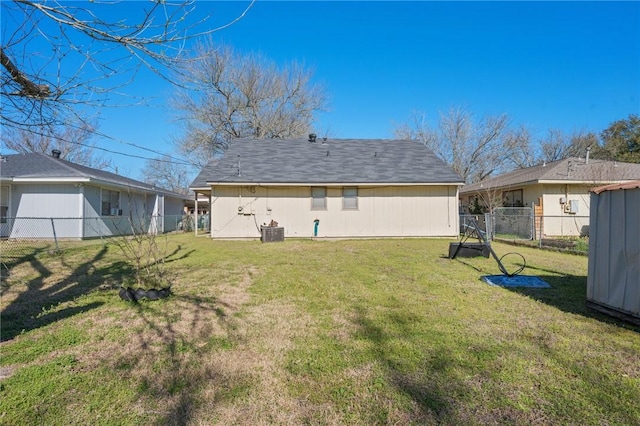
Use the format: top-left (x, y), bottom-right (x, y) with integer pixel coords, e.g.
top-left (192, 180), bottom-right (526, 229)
top-left (0, 151), bottom-right (188, 239)
top-left (459, 156), bottom-right (640, 237)
top-left (190, 136), bottom-right (464, 239)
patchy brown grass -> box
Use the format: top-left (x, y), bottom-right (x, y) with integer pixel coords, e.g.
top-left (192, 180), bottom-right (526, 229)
top-left (1, 235), bottom-right (639, 425)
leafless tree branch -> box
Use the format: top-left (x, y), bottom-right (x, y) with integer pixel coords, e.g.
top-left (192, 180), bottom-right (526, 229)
top-left (1, 0), bottom-right (254, 135)
top-left (173, 41), bottom-right (327, 167)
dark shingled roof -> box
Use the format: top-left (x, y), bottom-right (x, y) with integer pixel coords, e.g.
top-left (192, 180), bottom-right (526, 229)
top-left (1, 152), bottom-right (186, 198)
top-left (460, 157), bottom-right (640, 194)
top-left (190, 138), bottom-right (463, 188)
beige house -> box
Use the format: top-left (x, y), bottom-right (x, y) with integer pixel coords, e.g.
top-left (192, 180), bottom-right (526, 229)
top-left (460, 157), bottom-right (640, 237)
top-left (190, 137), bottom-right (464, 239)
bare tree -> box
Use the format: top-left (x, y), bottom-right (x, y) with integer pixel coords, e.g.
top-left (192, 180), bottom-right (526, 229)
top-left (394, 107), bottom-right (512, 183)
top-left (512, 128), bottom-right (598, 166)
top-left (173, 41), bottom-right (328, 166)
top-left (539, 129), bottom-right (572, 162)
top-left (503, 125), bottom-right (537, 169)
top-left (141, 156), bottom-right (191, 195)
top-left (1, 0), bottom-right (254, 133)
top-left (477, 185), bottom-right (507, 214)
top-left (0, 120), bottom-right (111, 169)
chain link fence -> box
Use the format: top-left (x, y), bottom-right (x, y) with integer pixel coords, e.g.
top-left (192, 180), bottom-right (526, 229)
top-left (459, 214), bottom-right (491, 240)
top-left (460, 209), bottom-right (590, 241)
top-left (492, 207), bottom-right (534, 240)
top-left (1, 215), bottom-right (208, 270)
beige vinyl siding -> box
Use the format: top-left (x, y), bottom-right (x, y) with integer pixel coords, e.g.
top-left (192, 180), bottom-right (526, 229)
top-left (210, 185), bottom-right (459, 238)
top-left (540, 184), bottom-right (592, 237)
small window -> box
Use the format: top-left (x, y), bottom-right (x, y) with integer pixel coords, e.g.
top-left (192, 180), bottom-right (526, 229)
top-left (101, 189), bottom-right (120, 216)
top-left (343, 187), bottom-right (358, 210)
top-left (0, 187), bottom-right (8, 224)
top-left (503, 189), bottom-right (524, 207)
top-left (311, 187), bottom-right (326, 210)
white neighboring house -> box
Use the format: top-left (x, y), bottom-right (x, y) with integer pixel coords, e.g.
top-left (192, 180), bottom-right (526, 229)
top-left (0, 151), bottom-right (188, 239)
top-left (459, 157), bottom-right (640, 237)
top-left (190, 136), bottom-right (464, 239)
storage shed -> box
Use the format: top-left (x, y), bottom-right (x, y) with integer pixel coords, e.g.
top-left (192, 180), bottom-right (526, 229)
top-left (587, 180), bottom-right (640, 325)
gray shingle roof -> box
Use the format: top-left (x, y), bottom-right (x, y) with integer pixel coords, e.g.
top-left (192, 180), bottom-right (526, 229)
top-left (460, 157), bottom-right (640, 194)
top-left (190, 138), bottom-right (463, 188)
top-left (1, 152), bottom-right (186, 198)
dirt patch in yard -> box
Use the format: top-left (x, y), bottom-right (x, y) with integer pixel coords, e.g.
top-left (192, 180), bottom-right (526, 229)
top-left (59, 266), bottom-right (343, 424)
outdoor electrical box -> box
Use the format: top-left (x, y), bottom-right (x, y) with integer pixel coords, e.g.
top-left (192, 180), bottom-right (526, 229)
top-left (566, 199), bottom-right (579, 214)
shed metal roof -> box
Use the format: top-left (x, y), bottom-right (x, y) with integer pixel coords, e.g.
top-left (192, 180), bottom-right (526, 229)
top-left (592, 180), bottom-right (640, 194)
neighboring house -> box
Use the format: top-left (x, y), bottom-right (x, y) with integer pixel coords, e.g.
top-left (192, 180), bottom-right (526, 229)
top-left (587, 180), bottom-right (640, 325)
top-left (0, 151), bottom-right (187, 239)
top-left (459, 157), bottom-right (640, 237)
top-left (190, 136), bottom-right (464, 239)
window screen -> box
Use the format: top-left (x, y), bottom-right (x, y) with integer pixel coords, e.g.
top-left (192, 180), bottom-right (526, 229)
top-left (0, 187), bottom-right (8, 223)
top-left (311, 187), bottom-right (326, 210)
top-left (101, 189), bottom-right (120, 216)
top-left (343, 187), bottom-right (358, 209)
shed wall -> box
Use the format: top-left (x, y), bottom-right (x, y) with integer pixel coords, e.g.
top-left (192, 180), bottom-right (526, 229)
top-left (587, 187), bottom-right (640, 320)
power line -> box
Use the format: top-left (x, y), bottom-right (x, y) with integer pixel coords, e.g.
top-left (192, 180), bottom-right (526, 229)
top-left (1, 123), bottom-right (199, 167)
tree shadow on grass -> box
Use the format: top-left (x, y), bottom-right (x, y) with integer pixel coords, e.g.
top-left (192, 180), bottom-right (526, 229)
top-left (501, 264), bottom-right (640, 332)
top-left (1, 245), bottom-right (49, 280)
top-left (1, 245), bottom-right (132, 342)
top-left (1, 239), bottom-right (199, 342)
top-left (352, 306), bottom-right (474, 424)
top-left (451, 256), bottom-right (639, 332)
top-left (112, 292), bottom-right (234, 426)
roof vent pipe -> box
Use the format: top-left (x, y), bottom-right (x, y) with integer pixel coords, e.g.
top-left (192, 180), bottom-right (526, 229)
top-left (308, 133), bottom-right (317, 142)
top-left (586, 146), bottom-right (591, 164)
top-left (51, 149), bottom-right (61, 159)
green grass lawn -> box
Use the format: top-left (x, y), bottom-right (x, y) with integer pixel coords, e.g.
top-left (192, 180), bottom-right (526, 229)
top-left (1, 235), bottom-right (638, 425)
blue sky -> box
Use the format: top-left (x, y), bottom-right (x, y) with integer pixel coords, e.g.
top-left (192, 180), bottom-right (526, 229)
top-left (4, 1), bottom-right (640, 179)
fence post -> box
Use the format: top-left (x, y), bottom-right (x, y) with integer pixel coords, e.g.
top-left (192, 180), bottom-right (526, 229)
top-left (530, 204), bottom-right (535, 241)
top-left (50, 218), bottom-right (59, 252)
top-left (484, 212), bottom-right (493, 241)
